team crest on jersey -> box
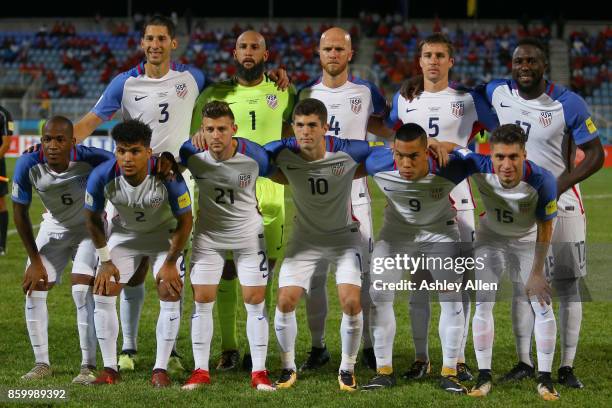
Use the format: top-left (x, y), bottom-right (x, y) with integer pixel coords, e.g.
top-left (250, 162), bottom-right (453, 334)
top-left (539, 111), bottom-right (553, 127)
top-left (331, 162), bottom-right (345, 176)
top-left (450, 101), bottom-right (465, 118)
top-left (430, 186), bottom-right (444, 199)
top-left (349, 97), bottom-right (362, 114)
top-left (266, 94), bottom-right (278, 109)
top-left (150, 195), bottom-right (164, 209)
top-left (519, 201), bottom-right (531, 213)
top-left (175, 83), bottom-right (188, 99)
top-left (239, 173), bottom-right (252, 188)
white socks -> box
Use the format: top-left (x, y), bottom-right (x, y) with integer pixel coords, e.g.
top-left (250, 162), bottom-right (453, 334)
top-left (191, 301), bottom-right (214, 371)
top-left (94, 294), bottom-right (119, 370)
top-left (532, 301), bottom-right (557, 373)
top-left (459, 290), bottom-right (471, 363)
top-left (305, 267), bottom-right (328, 349)
top-left (25, 290), bottom-right (49, 366)
top-left (154, 300), bottom-right (181, 370)
top-left (120, 283), bottom-right (145, 352)
top-left (72, 285), bottom-right (97, 367)
top-left (340, 312), bottom-right (363, 373)
top-left (558, 300), bottom-right (581, 368)
top-left (274, 308), bottom-right (297, 371)
top-left (409, 289), bottom-right (431, 362)
top-left (512, 286), bottom-right (535, 366)
top-left (371, 302), bottom-right (396, 369)
top-left (439, 301), bottom-right (464, 370)
top-left (245, 301), bottom-right (268, 372)
top-left (473, 301), bottom-right (495, 370)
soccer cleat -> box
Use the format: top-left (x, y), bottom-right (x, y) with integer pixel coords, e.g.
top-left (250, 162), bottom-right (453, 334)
top-left (21, 363), bottom-right (52, 380)
top-left (151, 369), bottom-right (172, 388)
top-left (216, 350), bottom-right (240, 371)
top-left (558, 366), bottom-right (584, 389)
top-left (402, 360), bottom-right (431, 380)
top-left (167, 351), bottom-right (186, 376)
top-left (0, 247), bottom-right (6, 256)
top-left (499, 361), bottom-right (535, 382)
top-left (361, 347), bottom-right (377, 371)
top-left (361, 369), bottom-right (396, 391)
top-left (91, 367), bottom-right (121, 385)
top-left (242, 353), bottom-right (253, 371)
top-left (182, 369), bottom-right (211, 390)
top-left (468, 371), bottom-right (493, 397)
top-left (338, 370), bottom-right (357, 392)
top-left (251, 370), bottom-right (276, 391)
top-left (275, 369), bottom-right (297, 389)
top-left (440, 375), bottom-right (468, 394)
top-left (299, 346), bottom-right (331, 372)
top-left (72, 365), bottom-right (96, 385)
top-left (457, 362), bottom-right (474, 382)
top-left (118, 350), bottom-right (136, 372)
top-left (537, 374), bottom-right (560, 401)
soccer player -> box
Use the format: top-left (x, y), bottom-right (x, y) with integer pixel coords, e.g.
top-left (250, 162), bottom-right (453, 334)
top-left (12, 116), bottom-right (114, 383)
top-left (84, 120), bottom-right (193, 386)
top-left (190, 30), bottom-right (295, 371)
top-left (180, 101), bottom-right (275, 391)
top-left (0, 104), bottom-right (13, 255)
top-left (433, 124), bottom-right (560, 400)
top-left (474, 38), bottom-right (604, 387)
top-left (265, 98), bottom-right (370, 391)
top-left (360, 123), bottom-right (472, 394)
top-left (388, 33), bottom-right (499, 382)
top-left (296, 26), bottom-right (389, 371)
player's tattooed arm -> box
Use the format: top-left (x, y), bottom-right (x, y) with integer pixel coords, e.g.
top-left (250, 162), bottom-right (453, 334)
top-left (156, 152), bottom-right (181, 181)
top-left (556, 138), bottom-right (605, 199)
top-left (427, 138), bottom-right (455, 167)
top-left (157, 211), bottom-right (193, 299)
top-left (525, 218), bottom-right (554, 306)
top-left (13, 202), bottom-right (48, 295)
top-left (267, 67), bottom-right (290, 91)
top-left (367, 116), bottom-right (395, 139)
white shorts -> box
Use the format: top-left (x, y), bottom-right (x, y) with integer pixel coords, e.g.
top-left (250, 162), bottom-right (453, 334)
top-left (26, 221), bottom-right (97, 283)
top-left (190, 233), bottom-right (269, 287)
top-left (279, 229), bottom-right (363, 292)
top-left (456, 209), bottom-right (475, 244)
top-left (107, 229), bottom-right (185, 284)
top-left (548, 215), bottom-right (587, 279)
top-left (182, 168), bottom-right (196, 217)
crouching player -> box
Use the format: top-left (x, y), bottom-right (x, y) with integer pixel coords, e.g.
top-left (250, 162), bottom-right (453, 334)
top-left (84, 120), bottom-right (193, 387)
top-left (12, 116), bottom-right (114, 383)
top-left (180, 101), bottom-right (275, 391)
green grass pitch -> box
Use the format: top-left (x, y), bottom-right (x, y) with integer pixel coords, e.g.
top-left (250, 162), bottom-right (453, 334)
top-left (0, 158), bottom-right (611, 407)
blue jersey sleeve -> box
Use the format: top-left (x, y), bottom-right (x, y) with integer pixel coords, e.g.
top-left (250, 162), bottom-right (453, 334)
top-left (473, 79), bottom-right (508, 105)
top-left (264, 137), bottom-right (299, 161)
top-left (178, 63), bottom-right (207, 93)
top-left (179, 140), bottom-right (200, 167)
top-left (163, 173), bottom-right (192, 216)
top-left (557, 91), bottom-right (600, 145)
top-left (75, 145), bottom-right (114, 166)
top-left (386, 90), bottom-right (401, 128)
top-left (85, 160), bottom-right (116, 213)
top-left (469, 90), bottom-right (499, 131)
top-left (364, 147), bottom-right (395, 175)
top-left (328, 136), bottom-right (371, 164)
top-left (434, 153), bottom-right (474, 184)
top-left (10, 152), bottom-right (40, 205)
top-left (452, 147), bottom-right (494, 175)
top-left (526, 163), bottom-right (558, 221)
top-left (352, 77), bottom-right (387, 116)
top-left (239, 138), bottom-right (276, 177)
top-left (91, 71), bottom-right (130, 121)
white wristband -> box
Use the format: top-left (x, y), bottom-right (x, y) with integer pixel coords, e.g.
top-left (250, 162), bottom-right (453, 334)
top-left (96, 246), bottom-right (111, 263)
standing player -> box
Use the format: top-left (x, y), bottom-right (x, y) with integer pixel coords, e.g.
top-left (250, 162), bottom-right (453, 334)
top-left (12, 117), bottom-right (113, 383)
top-left (84, 120), bottom-right (193, 386)
top-left (265, 98), bottom-right (370, 391)
top-left (190, 30), bottom-right (295, 370)
top-left (433, 125), bottom-right (560, 400)
top-left (361, 124), bottom-right (471, 393)
top-left (180, 101), bottom-right (275, 391)
top-left (296, 26), bottom-right (389, 370)
top-left (388, 33), bottom-right (499, 381)
top-left (474, 38), bottom-right (604, 387)
top-left (0, 104), bottom-right (13, 255)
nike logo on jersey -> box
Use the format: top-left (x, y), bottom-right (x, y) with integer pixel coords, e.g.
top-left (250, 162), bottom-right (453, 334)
top-left (135, 95), bottom-right (148, 101)
top-left (383, 187), bottom-right (403, 192)
top-left (499, 102), bottom-right (511, 108)
top-left (406, 108), bottom-right (418, 113)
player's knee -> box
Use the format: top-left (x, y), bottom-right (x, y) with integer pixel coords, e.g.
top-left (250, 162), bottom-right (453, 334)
top-left (340, 294), bottom-right (362, 315)
top-left (277, 291), bottom-right (298, 312)
top-left (157, 285), bottom-right (181, 302)
top-left (243, 288), bottom-right (266, 305)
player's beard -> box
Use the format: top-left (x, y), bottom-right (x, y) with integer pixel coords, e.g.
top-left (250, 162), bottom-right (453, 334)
top-left (236, 60), bottom-right (265, 83)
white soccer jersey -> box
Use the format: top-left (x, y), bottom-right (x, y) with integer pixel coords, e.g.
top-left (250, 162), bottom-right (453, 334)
top-left (85, 156), bottom-right (192, 233)
top-left (481, 80), bottom-right (599, 216)
top-left (299, 75), bottom-right (387, 206)
top-left (11, 146), bottom-right (114, 229)
top-left (92, 62), bottom-right (206, 157)
top-left (265, 136), bottom-right (371, 239)
top-left (388, 87), bottom-right (499, 211)
top-left (180, 138), bottom-right (274, 248)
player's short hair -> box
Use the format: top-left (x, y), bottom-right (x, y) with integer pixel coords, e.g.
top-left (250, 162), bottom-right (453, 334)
top-left (395, 123), bottom-right (428, 146)
top-left (143, 15), bottom-right (176, 38)
top-left (418, 33), bottom-right (454, 57)
top-left (111, 119), bottom-right (153, 147)
top-left (489, 123), bottom-right (527, 148)
top-left (292, 98), bottom-right (327, 125)
top-left (516, 37), bottom-right (547, 61)
top-left (202, 101), bottom-right (235, 122)
top-left (44, 115), bottom-right (73, 134)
